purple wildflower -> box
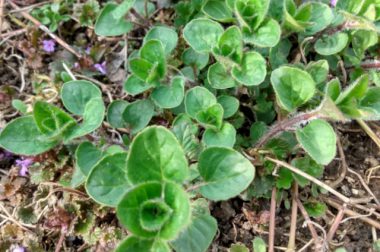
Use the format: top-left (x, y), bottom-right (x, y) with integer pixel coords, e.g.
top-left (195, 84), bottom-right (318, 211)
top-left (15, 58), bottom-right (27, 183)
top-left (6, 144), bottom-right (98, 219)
top-left (94, 61), bottom-right (107, 75)
top-left (12, 246), bottom-right (25, 252)
top-left (42, 39), bottom-right (56, 53)
top-left (331, 0), bottom-right (337, 7)
top-left (85, 46), bottom-right (91, 54)
top-left (15, 158), bottom-right (33, 177)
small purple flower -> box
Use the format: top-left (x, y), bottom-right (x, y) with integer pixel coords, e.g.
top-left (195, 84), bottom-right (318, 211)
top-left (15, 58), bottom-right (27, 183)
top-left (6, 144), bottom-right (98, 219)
top-left (42, 39), bottom-right (56, 53)
top-left (94, 61), bottom-right (107, 75)
top-left (331, 0), bottom-right (337, 7)
top-left (15, 158), bottom-right (33, 177)
top-left (12, 246), bottom-right (25, 252)
top-left (85, 46), bottom-right (91, 54)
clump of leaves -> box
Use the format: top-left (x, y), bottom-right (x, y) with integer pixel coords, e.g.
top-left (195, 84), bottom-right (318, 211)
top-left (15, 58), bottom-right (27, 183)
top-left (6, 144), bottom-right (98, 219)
top-left (1, 0), bottom-right (380, 250)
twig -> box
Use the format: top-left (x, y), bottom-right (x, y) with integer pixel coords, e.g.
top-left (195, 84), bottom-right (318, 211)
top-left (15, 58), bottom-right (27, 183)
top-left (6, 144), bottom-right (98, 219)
top-left (329, 134), bottom-right (347, 188)
top-left (0, 0), bottom-right (4, 33)
top-left (296, 199), bottom-right (321, 250)
top-left (297, 239), bottom-right (314, 252)
top-left (7, 0), bottom-right (82, 59)
top-left (265, 157), bottom-right (351, 203)
top-left (347, 167), bottom-right (380, 206)
top-left (55, 226), bottom-right (68, 252)
top-left (268, 187), bottom-right (277, 252)
top-left (324, 197), bottom-right (380, 229)
top-left (356, 119), bottom-right (380, 150)
top-left (326, 203), bottom-right (347, 242)
top-left (287, 183), bottom-right (298, 252)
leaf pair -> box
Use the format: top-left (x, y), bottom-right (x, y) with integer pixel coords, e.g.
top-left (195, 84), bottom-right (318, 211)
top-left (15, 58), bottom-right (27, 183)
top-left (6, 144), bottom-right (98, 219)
top-left (0, 80), bottom-right (104, 155)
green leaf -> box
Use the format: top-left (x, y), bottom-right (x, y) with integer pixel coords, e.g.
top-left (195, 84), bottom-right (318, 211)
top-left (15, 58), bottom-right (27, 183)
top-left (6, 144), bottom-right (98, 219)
top-left (75, 142), bottom-right (103, 176)
top-left (171, 214), bottom-right (217, 252)
top-left (314, 32), bottom-right (349, 56)
top-left (182, 48), bottom-right (209, 70)
top-left (243, 18), bottom-right (281, 48)
top-left (217, 95), bottom-right (239, 119)
top-left (304, 201), bottom-right (327, 217)
top-left (122, 99), bottom-right (155, 134)
top-left (0, 116), bottom-right (58, 155)
top-left (234, 0), bottom-right (269, 31)
top-left (124, 74), bottom-right (153, 96)
top-left (12, 99), bottom-right (27, 114)
top-left (325, 78), bottom-right (341, 102)
top-left (360, 87), bottom-right (380, 115)
top-left (208, 63), bottom-right (236, 89)
top-left (269, 38), bottom-right (292, 69)
top-left (202, 0), bottom-right (234, 22)
top-left (296, 119), bottom-right (337, 165)
top-left (230, 243), bottom-right (249, 252)
top-left (33, 101), bottom-right (76, 137)
top-left (198, 147), bottom-right (255, 201)
top-left (196, 103), bottom-right (224, 129)
top-left (276, 167), bottom-right (293, 189)
top-left (140, 40), bottom-right (167, 79)
top-left (65, 98), bottom-right (105, 140)
top-left (250, 121), bottom-right (268, 145)
top-left (127, 126), bottom-right (188, 184)
top-left (306, 60), bottom-right (329, 85)
top-left (216, 26), bottom-right (243, 62)
top-left (252, 237), bottom-right (267, 252)
top-left (283, 0), bottom-right (312, 32)
top-left (151, 77), bottom-right (185, 109)
top-left (86, 153), bottom-right (130, 206)
top-left (107, 100), bottom-right (129, 128)
top-left (232, 52), bottom-right (266, 86)
top-left (129, 58), bottom-right (159, 84)
top-left (94, 3), bottom-right (133, 36)
top-left (117, 182), bottom-right (191, 239)
top-left (202, 122), bottom-right (236, 148)
top-left (352, 30), bottom-right (378, 58)
top-left (303, 2), bottom-right (333, 35)
top-left (143, 26), bottom-right (178, 56)
top-left (291, 157), bottom-right (324, 187)
top-left (183, 18), bottom-right (224, 53)
top-left (336, 74), bottom-right (369, 105)
top-left (185, 87), bottom-right (217, 118)
top-left (61, 80), bottom-right (102, 115)
top-left (116, 236), bottom-right (170, 252)
top-left (271, 66), bottom-right (316, 112)
top-left (111, 0), bottom-right (135, 20)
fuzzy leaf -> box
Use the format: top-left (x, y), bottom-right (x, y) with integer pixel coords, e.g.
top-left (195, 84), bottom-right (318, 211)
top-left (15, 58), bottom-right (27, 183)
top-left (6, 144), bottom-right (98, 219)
top-left (243, 18), bottom-right (281, 48)
top-left (202, 0), bottom-right (234, 22)
top-left (116, 236), bottom-right (170, 252)
top-left (202, 122), bottom-right (236, 148)
top-left (232, 52), bottom-right (266, 86)
top-left (217, 95), bottom-right (239, 119)
top-left (208, 63), bottom-right (236, 89)
top-left (95, 3), bottom-right (133, 36)
top-left (151, 77), bottom-right (185, 109)
top-left (185, 87), bottom-right (217, 118)
top-left (144, 26), bottom-right (178, 56)
top-left (314, 32), bottom-right (349, 56)
top-left (75, 142), bottom-right (103, 176)
top-left (107, 100), bottom-right (129, 128)
top-left (122, 99), bottom-right (155, 134)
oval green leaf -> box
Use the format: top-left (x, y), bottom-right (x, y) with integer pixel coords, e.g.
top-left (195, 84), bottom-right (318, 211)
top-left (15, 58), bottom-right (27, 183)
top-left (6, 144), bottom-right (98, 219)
top-left (314, 32), bottom-right (349, 56)
top-left (122, 99), bottom-right (155, 134)
top-left (151, 77), bottom-right (185, 109)
top-left (232, 52), bottom-right (266, 86)
top-left (185, 87), bottom-right (217, 118)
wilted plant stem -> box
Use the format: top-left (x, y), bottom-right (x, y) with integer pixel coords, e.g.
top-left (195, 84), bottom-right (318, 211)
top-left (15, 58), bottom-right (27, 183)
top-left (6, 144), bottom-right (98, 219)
top-left (255, 111), bottom-right (320, 148)
top-left (268, 187), bottom-right (277, 252)
top-left (286, 183), bottom-right (298, 252)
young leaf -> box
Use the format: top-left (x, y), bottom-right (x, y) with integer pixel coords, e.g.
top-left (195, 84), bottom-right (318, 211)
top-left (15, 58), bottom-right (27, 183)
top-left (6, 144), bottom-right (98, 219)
top-left (107, 100), bottom-right (129, 128)
top-left (198, 147), bottom-right (255, 201)
top-left (314, 32), bottom-right (349, 56)
top-left (183, 18), bottom-right (224, 53)
top-left (144, 26), bottom-right (178, 56)
top-left (116, 236), bottom-right (170, 252)
top-left (216, 26), bottom-right (243, 62)
top-left (291, 157), bottom-right (324, 187)
top-left (195, 103), bottom-right (224, 129)
top-left (61, 80), bottom-right (102, 115)
top-left (303, 2), bottom-right (333, 35)
top-left (94, 3), bottom-right (133, 36)
top-left (234, 0), bottom-right (269, 31)
top-left (112, 0), bottom-right (135, 20)
top-left (182, 48), bottom-right (209, 70)
top-left (129, 58), bottom-right (159, 84)
top-left (232, 52), bottom-right (266, 86)
top-left (0, 116), bottom-right (58, 155)
top-left (185, 87), bottom-right (217, 118)
top-left (12, 99), bottom-right (27, 114)
top-left (127, 126), bottom-right (188, 184)
top-left (243, 18), bottom-right (281, 48)
top-left (270, 66), bottom-right (316, 112)
top-left (202, 0), bottom-right (234, 22)
top-left (306, 60), bottom-right (329, 85)
top-left (208, 63), bottom-right (236, 89)
top-left (122, 99), bottom-right (155, 134)
top-left (117, 182), bottom-right (191, 240)
top-left (140, 40), bottom-right (166, 79)
top-left (230, 243), bottom-right (249, 252)
top-left (86, 153), bottom-right (130, 206)
top-left (151, 77), bottom-right (185, 109)
top-left (296, 119), bottom-right (337, 165)
top-left (304, 201), bottom-right (327, 217)
top-left (252, 237), bottom-right (267, 252)
top-left (202, 122), bottom-right (236, 148)
top-left (217, 95), bottom-right (239, 119)
top-left (33, 101), bottom-right (76, 137)
top-left (171, 214), bottom-right (217, 252)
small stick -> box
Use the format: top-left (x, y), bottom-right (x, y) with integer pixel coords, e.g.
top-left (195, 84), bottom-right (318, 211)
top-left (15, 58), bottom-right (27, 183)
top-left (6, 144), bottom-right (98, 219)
top-left (326, 203), bottom-right (347, 241)
top-left (265, 157), bottom-right (351, 203)
top-left (357, 119), bottom-right (380, 150)
top-left (328, 134), bottom-right (347, 188)
top-left (0, 0), bottom-right (4, 33)
top-left (268, 187), bottom-right (277, 252)
top-left (7, 0), bottom-right (82, 59)
top-left (287, 183), bottom-right (299, 252)
top-left (296, 199), bottom-right (321, 249)
top-left (348, 167), bottom-right (380, 206)
top-left (55, 226), bottom-right (68, 252)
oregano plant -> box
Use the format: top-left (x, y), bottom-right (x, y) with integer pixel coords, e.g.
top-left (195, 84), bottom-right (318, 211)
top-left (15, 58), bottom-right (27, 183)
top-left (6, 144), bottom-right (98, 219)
top-left (1, 0), bottom-right (380, 251)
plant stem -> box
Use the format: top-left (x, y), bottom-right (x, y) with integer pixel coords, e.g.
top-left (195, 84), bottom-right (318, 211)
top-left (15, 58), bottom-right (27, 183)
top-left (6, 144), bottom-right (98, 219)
top-left (255, 111), bottom-right (320, 148)
top-left (296, 199), bottom-right (321, 250)
top-left (326, 203), bottom-right (346, 242)
top-left (268, 187), bottom-right (277, 252)
top-left (356, 119), bottom-right (380, 150)
top-left (265, 157), bottom-right (351, 204)
top-left (286, 183), bottom-right (298, 252)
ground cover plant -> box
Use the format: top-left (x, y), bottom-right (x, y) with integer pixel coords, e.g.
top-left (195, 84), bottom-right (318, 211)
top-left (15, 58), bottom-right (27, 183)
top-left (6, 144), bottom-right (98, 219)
top-left (0, 0), bottom-right (380, 251)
